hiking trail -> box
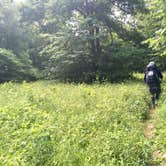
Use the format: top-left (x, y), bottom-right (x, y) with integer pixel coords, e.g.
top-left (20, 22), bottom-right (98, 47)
top-left (145, 108), bottom-right (166, 165)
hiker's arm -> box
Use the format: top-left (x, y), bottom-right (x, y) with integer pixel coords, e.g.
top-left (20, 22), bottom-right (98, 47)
top-left (160, 72), bottom-right (163, 79)
top-left (144, 73), bottom-right (146, 82)
top-left (157, 68), bottom-right (163, 80)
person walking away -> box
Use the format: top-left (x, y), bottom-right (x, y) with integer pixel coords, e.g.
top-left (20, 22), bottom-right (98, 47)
top-left (144, 61), bottom-right (163, 106)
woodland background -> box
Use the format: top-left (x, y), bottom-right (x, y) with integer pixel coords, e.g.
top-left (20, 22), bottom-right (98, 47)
top-left (0, 0), bottom-right (166, 83)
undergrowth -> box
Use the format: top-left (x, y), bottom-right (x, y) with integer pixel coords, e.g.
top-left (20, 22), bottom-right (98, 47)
top-left (0, 81), bottom-right (151, 165)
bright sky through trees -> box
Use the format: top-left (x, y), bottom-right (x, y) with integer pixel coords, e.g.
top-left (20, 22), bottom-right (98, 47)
top-left (0, 0), bottom-right (165, 83)
top-left (14, 0), bottom-right (24, 2)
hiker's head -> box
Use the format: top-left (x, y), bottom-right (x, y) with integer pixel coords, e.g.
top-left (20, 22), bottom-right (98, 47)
top-left (147, 61), bottom-right (156, 67)
top-left (148, 61), bottom-right (155, 66)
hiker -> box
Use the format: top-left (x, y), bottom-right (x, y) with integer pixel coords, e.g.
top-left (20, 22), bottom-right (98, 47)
top-left (144, 61), bottom-right (163, 100)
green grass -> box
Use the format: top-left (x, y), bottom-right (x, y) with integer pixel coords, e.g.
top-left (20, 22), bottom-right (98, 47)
top-left (151, 75), bottom-right (166, 163)
top-left (0, 81), bottom-right (151, 166)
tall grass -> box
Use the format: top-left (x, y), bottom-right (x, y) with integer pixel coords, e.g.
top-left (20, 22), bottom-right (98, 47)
top-left (152, 75), bottom-right (166, 163)
top-left (0, 81), bottom-right (151, 165)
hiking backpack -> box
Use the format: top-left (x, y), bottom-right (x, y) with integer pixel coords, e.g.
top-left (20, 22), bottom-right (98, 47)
top-left (146, 70), bottom-right (159, 84)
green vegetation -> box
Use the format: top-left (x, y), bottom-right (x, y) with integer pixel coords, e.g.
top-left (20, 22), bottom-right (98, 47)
top-left (151, 76), bottom-right (166, 163)
top-left (143, 0), bottom-right (166, 56)
top-left (0, 0), bottom-right (166, 165)
top-left (0, 81), bottom-right (151, 165)
top-left (0, 48), bottom-right (35, 82)
top-left (0, 0), bottom-right (165, 82)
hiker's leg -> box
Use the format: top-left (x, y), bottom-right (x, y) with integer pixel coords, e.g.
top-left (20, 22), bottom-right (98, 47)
top-left (149, 86), bottom-right (154, 95)
top-left (156, 85), bottom-right (161, 100)
top-left (149, 86), bottom-right (155, 107)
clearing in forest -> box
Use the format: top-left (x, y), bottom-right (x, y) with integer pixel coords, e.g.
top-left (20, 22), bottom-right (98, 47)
top-left (0, 80), bottom-right (153, 165)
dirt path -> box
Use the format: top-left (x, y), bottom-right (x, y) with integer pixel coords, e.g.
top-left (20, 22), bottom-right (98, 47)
top-left (145, 109), bottom-right (155, 140)
top-left (145, 109), bottom-right (166, 166)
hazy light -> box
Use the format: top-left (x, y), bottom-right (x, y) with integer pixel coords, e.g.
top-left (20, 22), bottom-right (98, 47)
top-left (15, 0), bottom-right (24, 1)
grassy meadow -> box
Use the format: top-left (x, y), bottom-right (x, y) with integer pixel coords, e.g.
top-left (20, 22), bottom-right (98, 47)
top-left (152, 76), bottom-right (166, 164)
top-left (0, 80), bottom-right (152, 165)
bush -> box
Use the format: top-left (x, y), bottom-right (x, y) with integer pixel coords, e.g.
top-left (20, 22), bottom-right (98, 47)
top-left (0, 48), bottom-right (37, 82)
top-left (0, 81), bottom-right (151, 165)
top-left (40, 40), bottom-right (151, 83)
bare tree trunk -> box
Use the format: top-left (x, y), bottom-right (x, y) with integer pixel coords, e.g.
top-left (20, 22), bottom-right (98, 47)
top-left (89, 26), bottom-right (101, 76)
top-left (96, 26), bottom-right (101, 55)
top-left (89, 28), bottom-right (96, 56)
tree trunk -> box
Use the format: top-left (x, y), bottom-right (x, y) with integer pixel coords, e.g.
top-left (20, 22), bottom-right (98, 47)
top-left (89, 28), bottom-right (96, 56)
top-left (89, 26), bottom-right (101, 75)
top-left (96, 26), bottom-right (101, 55)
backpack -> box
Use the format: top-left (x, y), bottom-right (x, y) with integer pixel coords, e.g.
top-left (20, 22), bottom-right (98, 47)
top-left (146, 70), bottom-right (159, 84)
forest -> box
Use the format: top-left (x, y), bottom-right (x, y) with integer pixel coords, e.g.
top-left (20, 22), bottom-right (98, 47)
top-left (0, 0), bottom-right (166, 83)
top-left (1, 0), bottom-right (166, 165)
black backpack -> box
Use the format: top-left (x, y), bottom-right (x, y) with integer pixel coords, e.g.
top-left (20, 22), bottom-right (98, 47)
top-left (146, 70), bottom-right (159, 84)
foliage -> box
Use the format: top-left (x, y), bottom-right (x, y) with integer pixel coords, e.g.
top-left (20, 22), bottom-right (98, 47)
top-left (0, 2), bottom-right (28, 54)
top-left (143, 0), bottom-right (166, 56)
top-left (30, 0), bottom-right (149, 82)
top-left (39, 32), bottom-right (150, 82)
top-left (0, 0), bottom-right (164, 82)
top-left (0, 48), bottom-right (36, 82)
top-left (0, 81), bottom-right (151, 165)
top-left (0, 1), bottom-right (38, 81)
top-left (152, 74), bottom-right (166, 164)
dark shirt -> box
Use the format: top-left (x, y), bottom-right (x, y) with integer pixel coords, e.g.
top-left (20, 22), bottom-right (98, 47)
top-left (144, 64), bottom-right (163, 83)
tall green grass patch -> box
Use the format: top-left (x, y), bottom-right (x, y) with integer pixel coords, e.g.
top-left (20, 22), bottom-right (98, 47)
top-left (0, 81), bottom-right (150, 165)
top-left (152, 75), bottom-right (166, 161)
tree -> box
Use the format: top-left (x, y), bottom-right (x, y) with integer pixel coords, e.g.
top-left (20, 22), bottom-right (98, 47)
top-left (143, 0), bottom-right (166, 56)
top-left (3, 0), bottom-right (150, 82)
top-left (38, 0), bottom-right (147, 82)
top-left (0, 1), bottom-right (37, 81)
